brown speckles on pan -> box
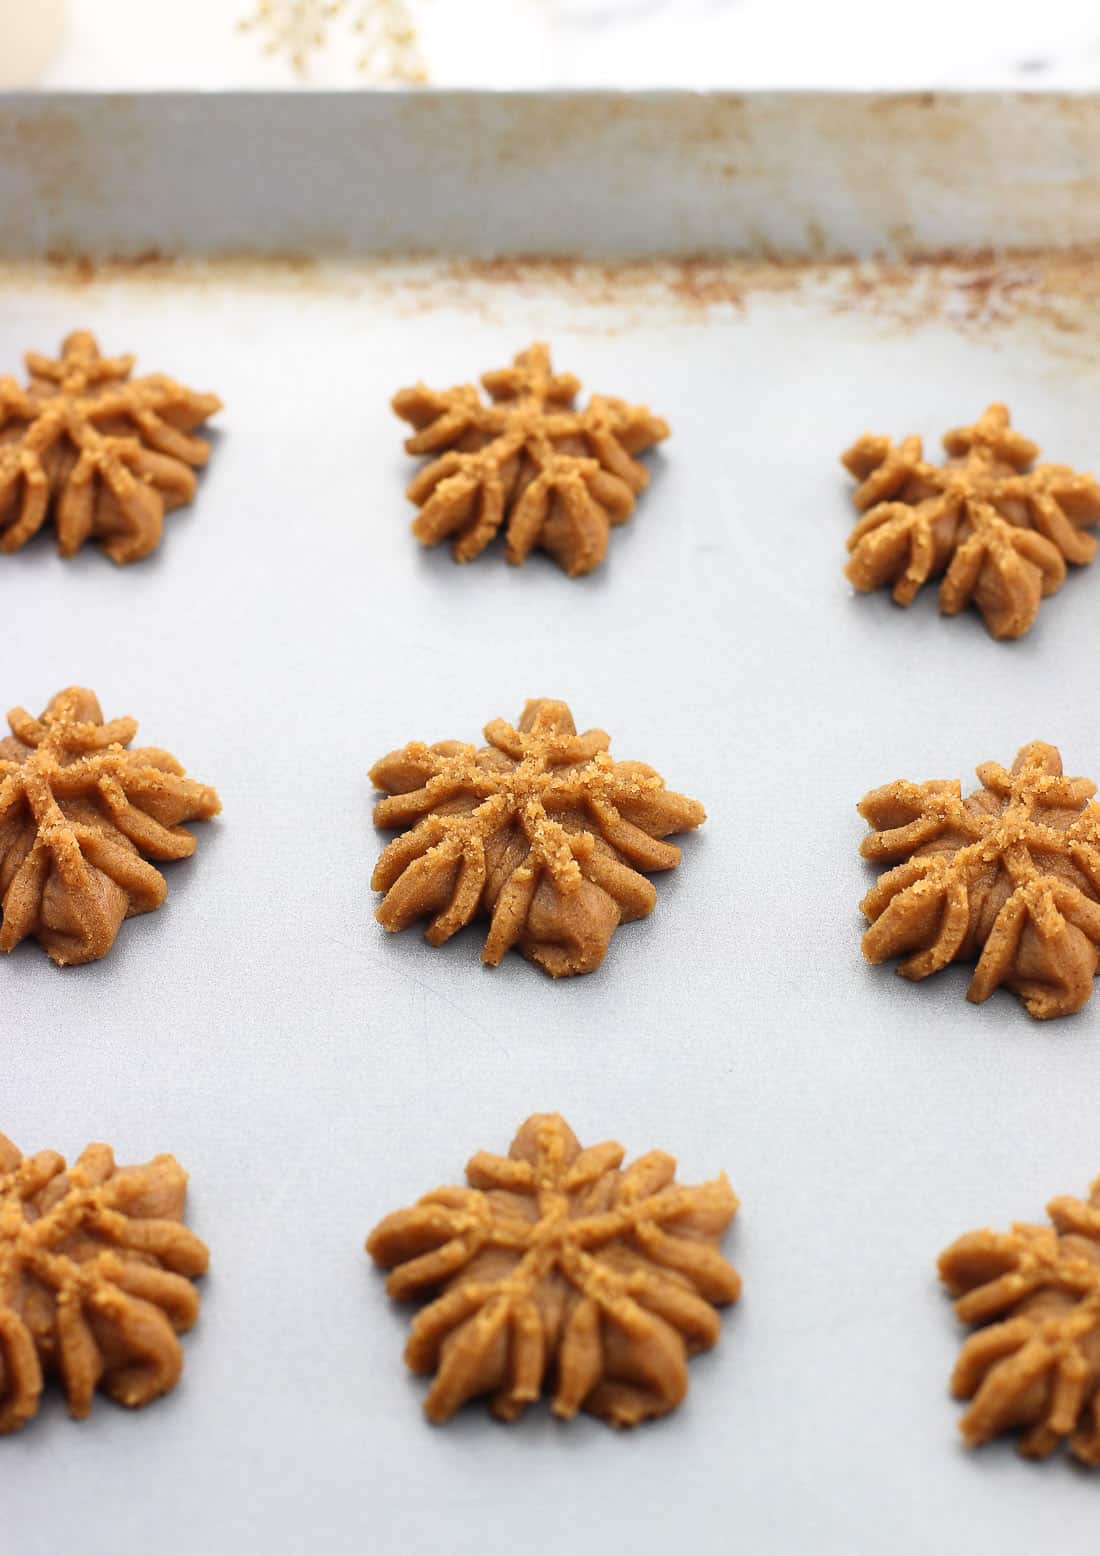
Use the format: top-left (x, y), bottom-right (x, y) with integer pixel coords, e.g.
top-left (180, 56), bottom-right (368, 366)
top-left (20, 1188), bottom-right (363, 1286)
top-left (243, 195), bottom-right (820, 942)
top-left (3, 251), bottom-right (1100, 350)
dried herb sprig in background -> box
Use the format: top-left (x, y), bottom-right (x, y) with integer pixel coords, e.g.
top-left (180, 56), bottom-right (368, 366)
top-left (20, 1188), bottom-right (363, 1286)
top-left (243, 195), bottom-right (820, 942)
top-left (239, 0), bottom-right (426, 81)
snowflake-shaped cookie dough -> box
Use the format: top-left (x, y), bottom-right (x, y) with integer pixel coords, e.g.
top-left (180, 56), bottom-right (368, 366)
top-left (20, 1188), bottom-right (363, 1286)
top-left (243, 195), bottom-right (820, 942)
top-left (939, 1175), bottom-right (1100, 1463)
top-left (0, 1131), bottom-right (208, 1435)
top-left (841, 404), bottom-right (1100, 638)
top-left (858, 741), bottom-right (1100, 1020)
top-left (392, 343), bottom-right (669, 576)
top-left (367, 1113), bottom-right (741, 1427)
top-left (0, 687), bottom-right (221, 966)
top-left (370, 698), bottom-right (705, 976)
top-left (0, 331), bottom-right (221, 563)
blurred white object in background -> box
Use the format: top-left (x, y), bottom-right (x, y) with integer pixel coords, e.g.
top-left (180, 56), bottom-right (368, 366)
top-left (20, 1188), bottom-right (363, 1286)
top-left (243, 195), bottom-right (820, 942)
top-left (22, 0), bottom-right (1100, 89)
top-left (0, 0), bottom-right (66, 85)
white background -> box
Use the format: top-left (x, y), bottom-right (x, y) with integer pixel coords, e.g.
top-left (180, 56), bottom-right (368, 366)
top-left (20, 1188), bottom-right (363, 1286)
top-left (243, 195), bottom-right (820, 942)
top-left (21, 0), bottom-right (1100, 89)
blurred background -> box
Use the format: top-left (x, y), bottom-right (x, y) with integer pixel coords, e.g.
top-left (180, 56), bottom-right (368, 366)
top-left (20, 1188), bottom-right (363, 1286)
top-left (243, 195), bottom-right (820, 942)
top-left (3, 0), bottom-right (1100, 91)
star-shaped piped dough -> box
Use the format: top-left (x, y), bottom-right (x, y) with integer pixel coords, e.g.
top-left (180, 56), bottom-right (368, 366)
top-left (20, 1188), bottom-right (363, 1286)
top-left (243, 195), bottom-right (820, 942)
top-left (0, 687), bottom-right (220, 965)
top-left (370, 699), bottom-right (704, 976)
top-left (0, 1131), bottom-right (208, 1435)
top-left (842, 404), bottom-right (1100, 638)
top-left (393, 343), bottom-right (668, 575)
top-left (859, 741), bottom-right (1100, 1019)
top-left (0, 331), bottom-right (220, 563)
top-left (367, 1113), bottom-right (740, 1426)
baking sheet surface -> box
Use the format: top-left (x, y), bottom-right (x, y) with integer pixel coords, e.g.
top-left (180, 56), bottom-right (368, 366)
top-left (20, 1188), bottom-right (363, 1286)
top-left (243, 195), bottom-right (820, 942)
top-left (3, 261), bottom-right (1100, 1556)
top-left (10, 91), bottom-right (1100, 260)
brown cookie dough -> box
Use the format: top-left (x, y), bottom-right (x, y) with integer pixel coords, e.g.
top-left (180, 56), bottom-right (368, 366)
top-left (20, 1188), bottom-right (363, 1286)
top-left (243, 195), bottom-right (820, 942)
top-left (939, 1175), bottom-right (1100, 1464)
top-left (370, 698), bottom-right (705, 976)
top-left (841, 404), bottom-right (1100, 638)
top-left (367, 1113), bottom-right (740, 1427)
top-left (0, 687), bottom-right (221, 966)
top-left (858, 741), bottom-right (1100, 1020)
top-left (392, 342), bottom-right (668, 576)
top-left (0, 1132), bottom-right (208, 1435)
top-left (0, 330), bottom-right (220, 563)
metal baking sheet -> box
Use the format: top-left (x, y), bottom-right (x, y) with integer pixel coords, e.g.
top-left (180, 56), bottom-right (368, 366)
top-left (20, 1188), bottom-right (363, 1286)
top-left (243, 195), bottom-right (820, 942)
top-left (3, 92), bottom-right (1100, 1556)
top-left (8, 89), bottom-right (1100, 260)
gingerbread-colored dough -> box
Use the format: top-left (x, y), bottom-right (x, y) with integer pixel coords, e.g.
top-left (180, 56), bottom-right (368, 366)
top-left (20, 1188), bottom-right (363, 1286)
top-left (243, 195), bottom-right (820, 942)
top-left (0, 330), bottom-right (220, 563)
top-left (940, 1175), bottom-right (1100, 1464)
top-left (0, 687), bottom-right (221, 966)
top-left (858, 741), bottom-right (1100, 1019)
top-left (367, 1113), bottom-right (740, 1427)
top-left (0, 1132), bottom-right (208, 1435)
top-left (392, 342), bottom-right (668, 576)
top-left (370, 698), bottom-right (705, 976)
top-left (841, 403), bottom-right (1100, 638)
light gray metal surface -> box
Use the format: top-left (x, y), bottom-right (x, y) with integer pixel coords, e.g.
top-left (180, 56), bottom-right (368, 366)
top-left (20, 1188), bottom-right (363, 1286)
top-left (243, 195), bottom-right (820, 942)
top-left (5, 89), bottom-right (1100, 260)
top-left (3, 115), bottom-right (1100, 1556)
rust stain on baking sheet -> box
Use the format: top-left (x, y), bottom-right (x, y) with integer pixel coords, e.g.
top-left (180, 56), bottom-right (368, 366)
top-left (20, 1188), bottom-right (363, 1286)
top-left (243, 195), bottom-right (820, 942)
top-left (430, 255), bottom-right (756, 312)
top-left (394, 91), bottom-right (756, 165)
top-left (4, 248), bottom-right (1100, 355)
top-left (40, 250), bottom-right (318, 289)
top-left (0, 98), bottom-right (144, 244)
top-left (46, 249), bottom-right (171, 287)
top-left (835, 248), bottom-right (1100, 337)
top-left (0, 106), bottom-right (90, 218)
top-left (409, 250), bottom-right (1100, 346)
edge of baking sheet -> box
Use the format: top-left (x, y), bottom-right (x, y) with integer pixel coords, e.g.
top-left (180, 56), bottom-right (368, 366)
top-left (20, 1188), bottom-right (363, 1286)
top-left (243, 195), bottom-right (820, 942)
top-left (1, 88), bottom-right (1099, 259)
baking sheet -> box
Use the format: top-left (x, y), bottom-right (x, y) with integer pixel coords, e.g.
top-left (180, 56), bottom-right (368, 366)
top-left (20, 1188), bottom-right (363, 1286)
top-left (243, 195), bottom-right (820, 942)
top-left (4, 85), bottom-right (1100, 1554)
top-left (8, 90), bottom-right (1100, 260)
